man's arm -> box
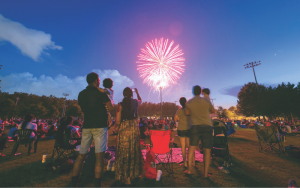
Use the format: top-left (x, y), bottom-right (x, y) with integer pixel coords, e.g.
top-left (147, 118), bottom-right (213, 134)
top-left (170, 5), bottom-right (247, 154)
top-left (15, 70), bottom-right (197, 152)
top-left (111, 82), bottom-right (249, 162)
top-left (174, 110), bottom-right (179, 122)
top-left (185, 103), bottom-right (191, 116)
top-left (105, 101), bottom-right (114, 112)
top-left (115, 104), bottom-right (122, 132)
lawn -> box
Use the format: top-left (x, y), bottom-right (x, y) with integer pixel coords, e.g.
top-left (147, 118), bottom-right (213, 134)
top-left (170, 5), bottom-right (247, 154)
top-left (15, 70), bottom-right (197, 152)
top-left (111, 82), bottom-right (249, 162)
top-left (0, 128), bottom-right (299, 187)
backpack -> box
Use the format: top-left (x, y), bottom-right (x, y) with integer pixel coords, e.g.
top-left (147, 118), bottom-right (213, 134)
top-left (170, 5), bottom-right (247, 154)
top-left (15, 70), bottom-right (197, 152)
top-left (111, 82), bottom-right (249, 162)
top-left (145, 148), bottom-right (157, 179)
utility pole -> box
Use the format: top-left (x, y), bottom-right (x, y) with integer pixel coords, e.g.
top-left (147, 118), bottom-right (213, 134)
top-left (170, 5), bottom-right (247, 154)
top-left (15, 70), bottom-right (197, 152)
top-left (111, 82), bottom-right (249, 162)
top-left (210, 98), bottom-right (216, 106)
top-left (244, 61), bottom-right (261, 91)
top-left (16, 97), bottom-right (20, 105)
top-left (62, 93), bottom-right (69, 117)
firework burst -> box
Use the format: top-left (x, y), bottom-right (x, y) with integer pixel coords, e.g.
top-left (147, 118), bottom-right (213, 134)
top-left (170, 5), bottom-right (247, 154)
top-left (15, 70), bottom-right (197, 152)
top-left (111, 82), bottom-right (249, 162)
top-left (136, 38), bottom-right (185, 91)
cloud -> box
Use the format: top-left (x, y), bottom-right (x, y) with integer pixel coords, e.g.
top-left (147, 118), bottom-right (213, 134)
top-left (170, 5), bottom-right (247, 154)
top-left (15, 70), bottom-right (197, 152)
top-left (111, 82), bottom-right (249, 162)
top-left (0, 14), bottom-right (62, 61)
top-left (220, 83), bottom-right (279, 97)
top-left (220, 85), bottom-right (242, 97)
top-left (0, 69), bottom-right (134, 102)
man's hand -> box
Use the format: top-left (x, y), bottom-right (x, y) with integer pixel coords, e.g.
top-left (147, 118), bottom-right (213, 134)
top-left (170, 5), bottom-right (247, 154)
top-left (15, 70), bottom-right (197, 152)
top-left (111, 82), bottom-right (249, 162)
top-left (106, 101), bottom-right (114, 112)
top-left (98, 87), bottom-right (105, 93)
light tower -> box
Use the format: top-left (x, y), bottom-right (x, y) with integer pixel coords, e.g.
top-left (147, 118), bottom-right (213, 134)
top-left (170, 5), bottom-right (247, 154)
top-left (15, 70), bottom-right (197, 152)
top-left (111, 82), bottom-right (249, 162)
top-left (62, 93), bottom-right (69, 117)
top-left (244, 61), bottom-right (261, 91)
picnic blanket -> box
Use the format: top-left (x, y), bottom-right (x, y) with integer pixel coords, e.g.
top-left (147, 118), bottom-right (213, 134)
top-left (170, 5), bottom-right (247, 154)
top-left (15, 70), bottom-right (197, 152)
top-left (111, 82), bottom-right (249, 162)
top-left (85, 146), bottom-right (203, 166)
top-left (141, 148), bottom-right (203, 164)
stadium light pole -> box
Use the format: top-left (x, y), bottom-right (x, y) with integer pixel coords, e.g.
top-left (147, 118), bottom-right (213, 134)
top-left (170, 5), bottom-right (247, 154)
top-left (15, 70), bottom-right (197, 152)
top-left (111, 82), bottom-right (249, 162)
top-left (62, 93), bottom-right (69, 117)
top-left (244, 61), bottom-right (261, 91)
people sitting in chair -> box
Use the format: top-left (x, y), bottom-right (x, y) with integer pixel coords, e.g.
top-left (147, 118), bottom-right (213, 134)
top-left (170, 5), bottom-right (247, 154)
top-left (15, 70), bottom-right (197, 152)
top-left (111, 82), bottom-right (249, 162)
top-left (56, 116), bottom-right (80, 147)
top-left (0, 132), bottom-right (8, 157)
top-left (46, 124), bottom-right (57, 138)
top-left (18, 114), bottom-right (38, 147)
top-left (7, 124), bottom-right (18, 141)
top-left (37, 124), bottom-right (48, 138)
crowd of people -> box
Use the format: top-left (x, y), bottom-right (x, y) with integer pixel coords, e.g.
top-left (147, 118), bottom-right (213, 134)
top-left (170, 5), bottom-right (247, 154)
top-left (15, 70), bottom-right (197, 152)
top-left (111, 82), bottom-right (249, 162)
top-left (1, 71), bottom-right (299, 188)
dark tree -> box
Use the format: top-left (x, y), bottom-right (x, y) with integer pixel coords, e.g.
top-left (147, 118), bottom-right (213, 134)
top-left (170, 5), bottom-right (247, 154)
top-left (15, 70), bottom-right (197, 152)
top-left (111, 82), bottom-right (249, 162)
top-left (216, 106), bottom-right (228, 119)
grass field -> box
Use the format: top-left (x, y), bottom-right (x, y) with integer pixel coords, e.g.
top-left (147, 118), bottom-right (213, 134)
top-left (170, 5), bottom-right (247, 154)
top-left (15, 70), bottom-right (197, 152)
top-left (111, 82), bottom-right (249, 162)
top-left (0, 128), bottom-right (299, 187)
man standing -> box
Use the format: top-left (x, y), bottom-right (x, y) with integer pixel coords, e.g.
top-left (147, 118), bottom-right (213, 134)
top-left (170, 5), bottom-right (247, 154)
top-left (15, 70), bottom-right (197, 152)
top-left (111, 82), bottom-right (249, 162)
top-left (71, 72), bottom-right (114, 187)
top-left (184, 85), bottom-right (215, 177)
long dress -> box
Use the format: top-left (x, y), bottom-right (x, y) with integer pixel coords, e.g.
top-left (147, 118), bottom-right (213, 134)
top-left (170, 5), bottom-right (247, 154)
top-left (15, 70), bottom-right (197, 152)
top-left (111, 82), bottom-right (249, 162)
top-left (115, 119), bottom-right (143, 181)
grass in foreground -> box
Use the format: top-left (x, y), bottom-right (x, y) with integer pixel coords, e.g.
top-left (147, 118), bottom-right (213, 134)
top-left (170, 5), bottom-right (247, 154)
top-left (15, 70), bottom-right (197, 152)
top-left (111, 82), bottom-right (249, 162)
top-left (0, 128), bottom-right (299, 187)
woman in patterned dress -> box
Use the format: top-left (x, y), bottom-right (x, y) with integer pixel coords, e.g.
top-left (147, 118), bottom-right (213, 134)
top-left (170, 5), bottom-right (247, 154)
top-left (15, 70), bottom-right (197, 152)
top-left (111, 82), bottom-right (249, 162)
top-left (115, 87), bottom-right (143, 185)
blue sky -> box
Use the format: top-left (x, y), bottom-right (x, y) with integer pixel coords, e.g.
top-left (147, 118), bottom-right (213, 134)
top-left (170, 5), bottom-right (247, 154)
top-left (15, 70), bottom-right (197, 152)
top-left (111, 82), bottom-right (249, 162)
top-left (1, 0), bottom-right (300, 108)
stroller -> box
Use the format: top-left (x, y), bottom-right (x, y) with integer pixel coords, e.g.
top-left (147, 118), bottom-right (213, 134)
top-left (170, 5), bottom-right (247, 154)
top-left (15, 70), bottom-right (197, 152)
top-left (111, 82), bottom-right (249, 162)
top-left (210, 119), bottom-right (233, 167)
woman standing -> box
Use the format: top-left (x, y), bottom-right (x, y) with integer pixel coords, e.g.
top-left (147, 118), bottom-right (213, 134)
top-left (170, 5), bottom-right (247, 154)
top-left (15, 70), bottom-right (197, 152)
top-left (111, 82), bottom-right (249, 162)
top-left (174, 97), bottom-right (195, 167)
top-left (115, 87), bottom-right (143, 185)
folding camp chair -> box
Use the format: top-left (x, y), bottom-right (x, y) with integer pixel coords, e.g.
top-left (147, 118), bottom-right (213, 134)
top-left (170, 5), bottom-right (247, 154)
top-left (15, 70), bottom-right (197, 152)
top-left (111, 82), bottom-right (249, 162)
top-left (150, 130), bottom-right (173, 173)
top-left (211, 119), bottom-right (233, 165)
top-left (10, 129), bottom-right (39, 158)
top-left (254, 124), bottom-right (286, 154)
top-left (51, 127), bottom-right (80, 167)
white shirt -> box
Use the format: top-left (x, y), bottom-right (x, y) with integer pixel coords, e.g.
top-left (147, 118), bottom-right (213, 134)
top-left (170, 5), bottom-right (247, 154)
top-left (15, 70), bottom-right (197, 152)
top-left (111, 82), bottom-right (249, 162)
top-left (18, 122), bottom-right (37, 138)
top-left (105, 88), bottom-right (114, 103)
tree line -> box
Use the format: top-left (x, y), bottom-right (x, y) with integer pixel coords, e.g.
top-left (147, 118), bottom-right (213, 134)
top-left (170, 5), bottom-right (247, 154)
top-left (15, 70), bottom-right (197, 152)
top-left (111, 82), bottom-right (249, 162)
top-left (0, 92), bottom-right (179, 119)
top-left (237, 82), bottom-right (300, 120)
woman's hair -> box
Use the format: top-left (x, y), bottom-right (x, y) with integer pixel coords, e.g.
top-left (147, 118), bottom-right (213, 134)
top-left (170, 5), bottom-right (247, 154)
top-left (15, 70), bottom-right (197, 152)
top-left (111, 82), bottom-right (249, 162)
top-left (58, 117), bottom-right (68, 130)
top-left (202, 88), bottom-right (210, 95)
top-left (21, 114), bottom-right (34, 129)
top-left (122, 87), bottom-right (133, 110)
top-left (179, 97), bottom-right (187, 108)
top-left (56, 117), bottom-right (68, 139)
top-left (66, 116), bottom-right (73, 125)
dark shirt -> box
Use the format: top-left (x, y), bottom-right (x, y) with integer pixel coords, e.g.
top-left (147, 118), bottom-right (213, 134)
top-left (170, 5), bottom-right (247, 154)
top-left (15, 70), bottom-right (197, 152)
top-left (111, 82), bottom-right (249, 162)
top-left (78, 86), bottom-right (110, 129)
top-left (120, 98), bottom-right (138, 121)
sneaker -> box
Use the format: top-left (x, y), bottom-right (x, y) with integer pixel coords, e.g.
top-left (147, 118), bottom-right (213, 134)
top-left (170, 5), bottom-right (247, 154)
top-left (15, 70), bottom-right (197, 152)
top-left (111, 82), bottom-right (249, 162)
top-left (219, 166), bottom-right (230, 173)
top-left (288, 179), bottom-right (298, 188)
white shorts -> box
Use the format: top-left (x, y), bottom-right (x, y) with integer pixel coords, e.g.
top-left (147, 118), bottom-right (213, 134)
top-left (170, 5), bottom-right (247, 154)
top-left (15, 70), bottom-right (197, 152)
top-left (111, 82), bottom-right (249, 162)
top-left (79, 127), bottom-right (108, 154)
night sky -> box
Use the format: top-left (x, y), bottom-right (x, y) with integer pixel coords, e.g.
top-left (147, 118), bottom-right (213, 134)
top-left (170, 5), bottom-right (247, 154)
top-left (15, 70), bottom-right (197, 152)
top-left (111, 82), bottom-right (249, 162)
top-left (1, 0), bottom-right (300, 108)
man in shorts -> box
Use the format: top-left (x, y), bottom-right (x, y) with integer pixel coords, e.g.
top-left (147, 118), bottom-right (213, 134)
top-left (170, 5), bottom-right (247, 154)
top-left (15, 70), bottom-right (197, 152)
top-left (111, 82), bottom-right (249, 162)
top-left (184, 85), bottom-right (215, 177)
top-left (71, 72), bottom-right (114, 187)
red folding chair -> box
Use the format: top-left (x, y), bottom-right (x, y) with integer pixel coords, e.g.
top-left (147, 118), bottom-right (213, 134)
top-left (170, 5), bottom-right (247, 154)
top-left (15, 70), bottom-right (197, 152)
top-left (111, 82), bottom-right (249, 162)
top-left (150, 130), bottom-right (173, 173)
